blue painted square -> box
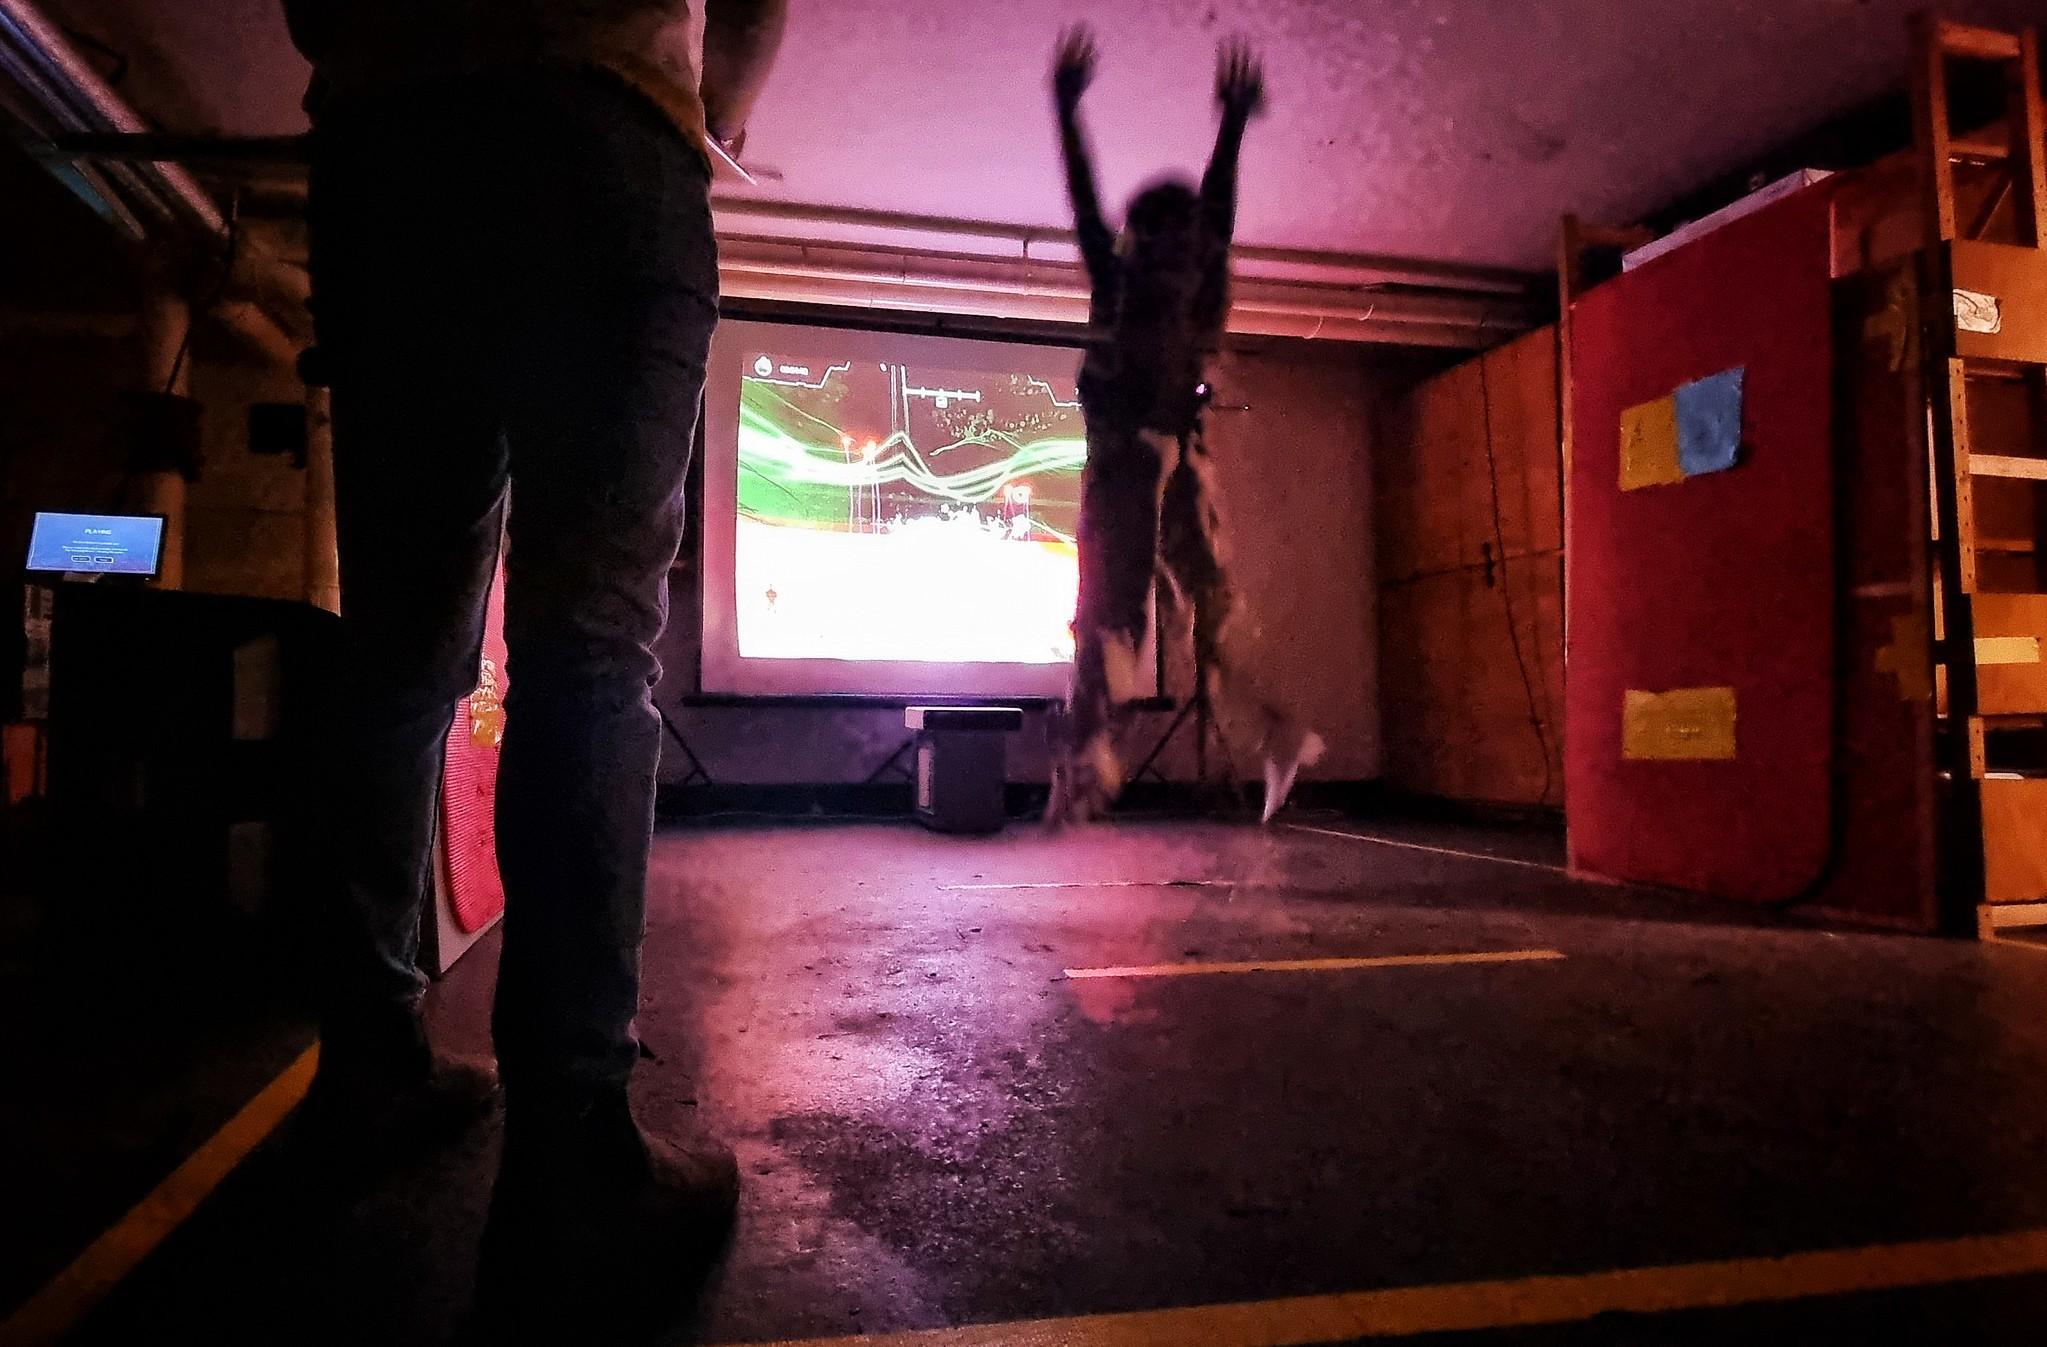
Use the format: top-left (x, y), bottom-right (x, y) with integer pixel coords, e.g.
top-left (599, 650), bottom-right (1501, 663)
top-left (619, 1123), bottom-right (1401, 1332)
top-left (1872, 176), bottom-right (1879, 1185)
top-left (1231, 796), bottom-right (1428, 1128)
top-left (1675, 367), bottom-right (1744, 478)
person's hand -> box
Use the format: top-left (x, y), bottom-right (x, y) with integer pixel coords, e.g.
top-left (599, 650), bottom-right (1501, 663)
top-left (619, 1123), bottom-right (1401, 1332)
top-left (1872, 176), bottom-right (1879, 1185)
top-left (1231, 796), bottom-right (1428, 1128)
top-left (1216, 38), bottom-right (1265, 120)
top-left (1052, 25), bottom-right (1097, 112)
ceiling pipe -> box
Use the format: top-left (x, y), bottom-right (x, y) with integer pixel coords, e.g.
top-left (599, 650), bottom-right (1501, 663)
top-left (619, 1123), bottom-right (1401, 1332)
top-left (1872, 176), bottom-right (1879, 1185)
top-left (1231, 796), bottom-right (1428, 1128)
top-left (0, 0), bottom-right (224, 234)
top-left (721, 252), bottom-right (1512, 327)
top-left (718, 267), bottom-right (1511, 348)
top-left (716, 236), bottom-right (1536, 346)
top-left (0, 0), bottom-right (306, 357)
top-left (712, 194), bottom-right (1539, 298)
top-left (0, 44), bottom-right (162, 236)
top-left (722, 270), bottom-right (1484, 348)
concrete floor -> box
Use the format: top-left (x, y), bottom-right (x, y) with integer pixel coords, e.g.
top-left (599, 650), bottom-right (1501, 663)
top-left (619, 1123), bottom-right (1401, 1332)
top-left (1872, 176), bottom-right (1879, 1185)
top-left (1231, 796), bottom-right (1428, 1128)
top-left (0, 885), bottom-right (309, 1323)
top-left (45, 818), bottom-right (2047, 1344)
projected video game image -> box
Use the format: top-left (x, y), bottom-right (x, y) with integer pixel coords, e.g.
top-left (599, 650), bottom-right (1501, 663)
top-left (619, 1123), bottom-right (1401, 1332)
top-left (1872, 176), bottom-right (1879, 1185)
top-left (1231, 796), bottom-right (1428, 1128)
top-left (736, 348), bottom-right (1086, 668)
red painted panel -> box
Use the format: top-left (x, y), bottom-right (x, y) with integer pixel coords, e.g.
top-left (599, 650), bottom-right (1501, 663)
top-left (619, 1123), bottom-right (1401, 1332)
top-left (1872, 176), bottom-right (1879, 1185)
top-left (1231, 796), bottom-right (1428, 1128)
top-left (1566, 187), bottom-right (1836, 902)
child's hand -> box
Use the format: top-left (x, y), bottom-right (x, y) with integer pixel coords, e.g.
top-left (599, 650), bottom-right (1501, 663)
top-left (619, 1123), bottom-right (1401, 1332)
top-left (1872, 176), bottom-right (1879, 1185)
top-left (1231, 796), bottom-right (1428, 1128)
top-left (1216, 38), bottom-right (1265, 120)
top-left (1053, 25), bottom-right (1097, 112)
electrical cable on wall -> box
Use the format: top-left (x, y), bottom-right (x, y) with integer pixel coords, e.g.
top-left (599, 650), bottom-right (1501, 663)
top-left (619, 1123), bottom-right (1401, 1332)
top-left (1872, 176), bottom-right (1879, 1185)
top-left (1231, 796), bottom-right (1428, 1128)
top-left (1475, 313), bottom-right (1557, 808)
top-left (162, 188), bottom-right (241, 396)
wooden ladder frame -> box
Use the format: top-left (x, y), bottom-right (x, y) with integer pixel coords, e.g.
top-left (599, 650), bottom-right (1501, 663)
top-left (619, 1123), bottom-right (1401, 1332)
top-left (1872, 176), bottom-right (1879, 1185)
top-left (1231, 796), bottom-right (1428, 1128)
top-left (1911, 15), bottom-right (2047, 933)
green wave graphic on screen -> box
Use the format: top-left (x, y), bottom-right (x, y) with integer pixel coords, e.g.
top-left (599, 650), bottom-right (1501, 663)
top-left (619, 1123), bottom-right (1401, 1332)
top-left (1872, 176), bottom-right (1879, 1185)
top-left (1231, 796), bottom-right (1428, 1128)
top-left (739, 380), bottom-right (1084, 530)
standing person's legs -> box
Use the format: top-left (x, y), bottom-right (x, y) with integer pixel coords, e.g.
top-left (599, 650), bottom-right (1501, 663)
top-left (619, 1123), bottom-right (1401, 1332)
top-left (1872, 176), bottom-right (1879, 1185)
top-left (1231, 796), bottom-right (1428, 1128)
top-left (487, 75), bottom-right (717, 1105)
top-left (306, 88), bottom-right (508, 1118)
top-left (463, 68), bottom-right (729, 1302)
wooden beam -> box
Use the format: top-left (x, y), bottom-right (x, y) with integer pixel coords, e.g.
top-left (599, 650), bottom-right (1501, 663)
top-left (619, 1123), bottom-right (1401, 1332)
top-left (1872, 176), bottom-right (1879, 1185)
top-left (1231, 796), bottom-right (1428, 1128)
top-left (1556, 217), bottom-right (1582, 680)
top-left (1912, 12), bottom-right (1960, 244)
top-left (1951, 135), bottom-right (2011, 163)
top-left (1970, 455), bottom-right (2047, 480)
top-left (1932, 18), bottom-right (2023, 62)
top-left (2015, 29), bottom-right (2047, 247)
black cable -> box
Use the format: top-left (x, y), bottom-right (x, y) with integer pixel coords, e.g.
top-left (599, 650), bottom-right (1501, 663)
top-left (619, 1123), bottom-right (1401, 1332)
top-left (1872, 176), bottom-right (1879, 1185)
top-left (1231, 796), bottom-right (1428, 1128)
top-left (1474, 313), bottom-right (1558, 808)
top-left (60, 24), bottom-right (128, 86)
top-left (161, 190), bottom-right (241, 396)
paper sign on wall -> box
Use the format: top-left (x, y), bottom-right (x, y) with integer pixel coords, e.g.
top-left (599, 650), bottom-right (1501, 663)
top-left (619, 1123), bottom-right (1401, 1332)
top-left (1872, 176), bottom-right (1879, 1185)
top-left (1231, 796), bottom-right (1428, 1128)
top-left (1954, 288), bottom-right (2002, 335)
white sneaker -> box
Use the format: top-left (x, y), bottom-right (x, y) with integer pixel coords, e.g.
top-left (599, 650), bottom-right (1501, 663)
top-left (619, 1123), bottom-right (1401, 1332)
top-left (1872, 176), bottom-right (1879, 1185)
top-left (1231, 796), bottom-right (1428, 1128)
top-left (1261, 729), bottom-right (1326, 824)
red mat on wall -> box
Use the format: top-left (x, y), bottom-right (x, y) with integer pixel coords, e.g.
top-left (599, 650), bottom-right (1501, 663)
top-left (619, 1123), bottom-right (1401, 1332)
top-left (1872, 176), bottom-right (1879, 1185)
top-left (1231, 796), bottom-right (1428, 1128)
top-left (441, 563), bottom-right (509, 934)
top-left (1565, 186), bottom-right (1836, 902)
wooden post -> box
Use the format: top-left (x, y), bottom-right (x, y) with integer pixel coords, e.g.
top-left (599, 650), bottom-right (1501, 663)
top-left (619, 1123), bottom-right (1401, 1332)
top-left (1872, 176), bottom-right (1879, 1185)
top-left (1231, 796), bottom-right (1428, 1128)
top-left (1910, 12), bottom-right (1958, 246)
top-left (2014, 29), bottom-right (2047, 246)
top-left (1555, 216), bottom-right (1584, 665)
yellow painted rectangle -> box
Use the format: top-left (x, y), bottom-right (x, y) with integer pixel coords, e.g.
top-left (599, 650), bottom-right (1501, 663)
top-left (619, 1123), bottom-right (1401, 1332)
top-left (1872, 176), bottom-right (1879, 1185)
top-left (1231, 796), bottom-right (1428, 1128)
top-left (1619, 395), bottom-right (1682, 491)
top-left (1063, 950), bottom-right (1566, 981)
top-left (1622, 687), bottom-right (1737, 761)
top-left (1977, 636), bottom-right (2043, 666)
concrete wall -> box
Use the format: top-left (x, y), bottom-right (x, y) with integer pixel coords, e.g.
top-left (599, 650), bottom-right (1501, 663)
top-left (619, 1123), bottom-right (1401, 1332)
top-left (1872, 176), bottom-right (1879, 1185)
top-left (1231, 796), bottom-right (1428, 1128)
top-left (4, 322), bottom-right (1383, 792)
top-left (0, 335), bottom-right (308, 603)
top-left (182, 356), bottom-right (309, 602)
top-left (0, 151), bottom-right (308, 607)
top-left (4, 133), bottom-right (1384, 794)
top-left (654, 340), bottom-right (1382, 787)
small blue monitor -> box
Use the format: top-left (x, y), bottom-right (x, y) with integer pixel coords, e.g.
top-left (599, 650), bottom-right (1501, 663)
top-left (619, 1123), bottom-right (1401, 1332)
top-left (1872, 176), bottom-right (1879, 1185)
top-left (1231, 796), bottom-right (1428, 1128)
top-left (25, 512), bottom-right (166, 577)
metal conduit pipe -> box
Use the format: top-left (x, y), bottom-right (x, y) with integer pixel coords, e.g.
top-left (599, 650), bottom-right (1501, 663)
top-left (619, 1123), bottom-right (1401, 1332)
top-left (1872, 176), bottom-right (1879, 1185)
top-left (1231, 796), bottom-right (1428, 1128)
top-left (0, 0), bottom-right (225, 235)
top-left (0, 1), bottom-right (308, 350)
top-left (719, 256), bottom-right (1508, 328)
top-left (718, 271), bottom-right (1497, 349)
top-left (711, 195), bottom-right (1539, 297)
top-left (715, 240), bottom-right (1535, 344)
top-left (0, 45), bottom-right (160, 236)
top-left (29, 131), bottom-right (1538, 309)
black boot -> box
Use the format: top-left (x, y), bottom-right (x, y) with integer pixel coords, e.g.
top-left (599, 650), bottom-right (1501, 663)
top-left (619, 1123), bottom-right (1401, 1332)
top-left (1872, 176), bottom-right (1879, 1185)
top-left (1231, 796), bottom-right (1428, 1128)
top-left (472, 1091), bottom-right (738, 1337)
top-left (292, 1007), bottom-right (499, 1197)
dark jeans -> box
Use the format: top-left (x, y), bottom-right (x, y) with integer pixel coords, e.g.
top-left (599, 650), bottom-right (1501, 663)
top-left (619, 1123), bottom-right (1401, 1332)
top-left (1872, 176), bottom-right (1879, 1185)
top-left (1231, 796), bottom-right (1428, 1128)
top-left (308, 66), bottom-right (718, 1100)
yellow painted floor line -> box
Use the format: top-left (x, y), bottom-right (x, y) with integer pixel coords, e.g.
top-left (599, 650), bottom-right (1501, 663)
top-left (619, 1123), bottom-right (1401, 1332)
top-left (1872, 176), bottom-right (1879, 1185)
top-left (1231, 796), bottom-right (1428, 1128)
top-left (735, 1225), bottom-right (2047, 1347)
top-left (942, 880), bottom-right (1239, 892)
top-left (0, 1043), bottom-right (319, 1347)
top-left (1064, 949), bottom-right (1566, 980)
top-left (1286, 823), bottom-right (1568, 875)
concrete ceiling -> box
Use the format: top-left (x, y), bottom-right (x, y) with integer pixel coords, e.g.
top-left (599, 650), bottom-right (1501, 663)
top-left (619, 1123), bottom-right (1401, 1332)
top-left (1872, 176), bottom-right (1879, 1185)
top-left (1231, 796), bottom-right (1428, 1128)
top-left (30, 0), bottom-right (2047, 270)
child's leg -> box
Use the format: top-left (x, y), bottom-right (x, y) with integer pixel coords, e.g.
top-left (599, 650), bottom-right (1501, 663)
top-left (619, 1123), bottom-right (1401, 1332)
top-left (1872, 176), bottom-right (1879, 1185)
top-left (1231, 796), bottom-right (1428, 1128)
top-left (1160, 445), bottom-right (1323, 821)
top-left (1052, 425), bottom-right (1169, 823)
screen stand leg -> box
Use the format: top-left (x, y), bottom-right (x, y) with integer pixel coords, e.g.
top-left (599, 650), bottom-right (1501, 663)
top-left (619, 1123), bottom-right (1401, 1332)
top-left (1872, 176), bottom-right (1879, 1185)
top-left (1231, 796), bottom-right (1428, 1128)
top-left (862, 736), bottom-right (918, 785)
top-left (1128, 693), bottom-right (1200, 788)
top-left (658, 704), bottom-right (714, 787)
top-left (1125, 620), bottom-right (1252, 816)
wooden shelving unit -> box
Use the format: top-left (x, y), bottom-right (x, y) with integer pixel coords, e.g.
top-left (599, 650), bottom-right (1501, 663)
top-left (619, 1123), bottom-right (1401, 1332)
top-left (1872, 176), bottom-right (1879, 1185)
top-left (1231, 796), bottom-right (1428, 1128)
top-left (1911, 17), bottom-right (2047, 934)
